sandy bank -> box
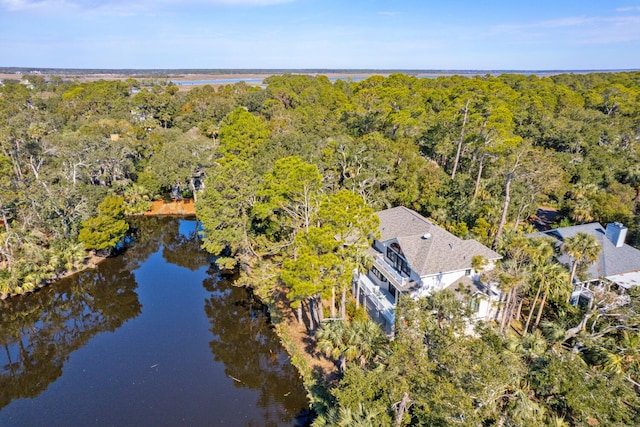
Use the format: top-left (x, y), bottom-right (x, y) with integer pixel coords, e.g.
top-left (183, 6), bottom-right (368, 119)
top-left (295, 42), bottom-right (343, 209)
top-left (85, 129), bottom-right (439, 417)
top-left (145, 199), bottom-right (196, 215)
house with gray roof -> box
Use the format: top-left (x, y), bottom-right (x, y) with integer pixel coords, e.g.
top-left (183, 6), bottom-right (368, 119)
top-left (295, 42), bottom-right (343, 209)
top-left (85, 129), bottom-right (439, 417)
top-left (354, 206), bottom-right (503, 334)
top-left (528, 222), bottom-right (640, 305)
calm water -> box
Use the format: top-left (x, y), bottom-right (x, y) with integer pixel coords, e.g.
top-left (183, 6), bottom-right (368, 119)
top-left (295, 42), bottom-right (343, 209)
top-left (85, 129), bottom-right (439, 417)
top-left (170, 71), bottom-right (581, 87)
top-left (173, 78), bottom-right (265, 86)
top-left (171, 76), bottom-right (372, 86)
top-left (0, 217), bottom-right (309, 426)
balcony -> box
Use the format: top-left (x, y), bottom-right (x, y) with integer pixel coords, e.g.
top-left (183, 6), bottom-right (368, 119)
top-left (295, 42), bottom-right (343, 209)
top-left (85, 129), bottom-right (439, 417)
top-left (373, 253), bottom-right (411, 290)
top-left (357, 274), bottom-right (395, 328)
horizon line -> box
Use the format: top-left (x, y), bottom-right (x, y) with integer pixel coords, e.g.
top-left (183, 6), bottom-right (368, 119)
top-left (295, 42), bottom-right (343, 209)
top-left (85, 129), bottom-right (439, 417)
top-left (2, 67), bottom-right (639, 74)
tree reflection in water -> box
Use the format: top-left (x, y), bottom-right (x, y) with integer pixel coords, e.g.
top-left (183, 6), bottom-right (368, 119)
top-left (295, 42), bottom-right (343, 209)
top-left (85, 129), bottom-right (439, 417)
top-left (0, 264), bottom-right (141, 410)
top-left (0, 217), bottom-right (310, 425)
top-left (204, 273), bottom-right (310, 426)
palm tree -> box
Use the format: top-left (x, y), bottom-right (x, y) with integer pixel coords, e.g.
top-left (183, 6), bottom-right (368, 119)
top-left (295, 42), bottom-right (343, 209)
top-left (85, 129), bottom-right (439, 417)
top-left (522, 238), bottom-right (556, 334)
top-left (316, 319), bottom-right (388, 373)
top-left (602, 331), bottom-right (640, 381)
top-left (348, 320), bottom-right (389, 368)
top-left (51, 240), bottom-right (87, 274)
top-left (496, 258), bottom-right (530, 333)
top-left (505, 383), bottom-right (547, 425)
top-left (567, 183), bottom-right (598, 223)
top-left (316, 320), bottom-right (349, 372)
top-left (562, 232), bottom-right (601, 293)
top-left (316, 403), bottom-right (382, 427)
top-left (532, 262), bottom-right (570, 331)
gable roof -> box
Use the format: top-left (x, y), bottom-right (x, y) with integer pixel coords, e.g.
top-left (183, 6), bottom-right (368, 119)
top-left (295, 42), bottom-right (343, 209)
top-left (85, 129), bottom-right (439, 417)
top-left (528, 223), bottom-right (640, 287)
top-left (376, 206), bottom-right (502, 276)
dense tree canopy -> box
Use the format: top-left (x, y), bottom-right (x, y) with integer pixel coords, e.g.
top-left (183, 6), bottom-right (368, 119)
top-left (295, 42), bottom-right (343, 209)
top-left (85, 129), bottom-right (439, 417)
top-left (1, 71), bottom-right (640, 424)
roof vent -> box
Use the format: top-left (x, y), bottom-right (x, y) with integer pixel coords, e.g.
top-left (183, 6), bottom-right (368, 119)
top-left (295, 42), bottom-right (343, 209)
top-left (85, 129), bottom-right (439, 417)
top-left (422, 233), bottom-right (431, 240)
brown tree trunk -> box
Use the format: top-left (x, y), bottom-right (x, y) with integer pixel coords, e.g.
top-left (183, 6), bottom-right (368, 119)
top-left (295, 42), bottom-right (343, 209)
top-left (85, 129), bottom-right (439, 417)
top-left (395, 392), bottom-right (410, 427)
top-left (331, 286), bottom-right (336, 319)
top-left (317, 293), bottom-right (324, 323)
top-left (473, 152), bottom-right (485, 200)
top-left (524, 286), bottom-right (542, 335)
top-left (508, 290), bottom-right (518, 329)
top-left (515, 295), bottom-right (524, 325)
top-left (563, 312), bottom-right (593, 343)
top-left (1, 208), bottom-right (10, 233)
top-left (493, 171), bottom-right (513, 250)
top-left (190, 177), bottom-right (198, 202)
top-left (568, 262), bottom-right (578, 300)
top-left (500, 287), bottom-right (515, 333)
top-left (451, 98), bottom-right (470, 180)
top-left (296, 305), bottom-right (303, 325)
top-left (533, 290), bottom-right (548, 331)
top-left (307, 298), bottom-right (317, 332)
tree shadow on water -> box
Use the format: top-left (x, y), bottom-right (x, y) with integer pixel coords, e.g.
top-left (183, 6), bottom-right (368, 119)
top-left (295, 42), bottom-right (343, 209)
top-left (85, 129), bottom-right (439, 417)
top-left (202, 271), bottom-right (310, 426)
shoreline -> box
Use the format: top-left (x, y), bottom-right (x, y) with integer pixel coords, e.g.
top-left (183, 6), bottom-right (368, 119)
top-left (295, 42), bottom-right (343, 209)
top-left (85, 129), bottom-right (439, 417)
top-left (1, 206), bottom-right (333, 416)
top-left (2, 200), bottom-right (335, 372)
top-left (1, 200), bottom-right (196, 300)
top-left (3, 68), bottom-right (630, 81)
top-left (144, 199), bottom-right (196, 215)
top-left (0, 252), bottom-right (104, 300)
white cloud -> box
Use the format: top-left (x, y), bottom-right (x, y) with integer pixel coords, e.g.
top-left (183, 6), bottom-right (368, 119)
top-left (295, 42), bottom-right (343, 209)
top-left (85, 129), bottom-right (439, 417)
top-left (616, 6), bottom-right (640, 12)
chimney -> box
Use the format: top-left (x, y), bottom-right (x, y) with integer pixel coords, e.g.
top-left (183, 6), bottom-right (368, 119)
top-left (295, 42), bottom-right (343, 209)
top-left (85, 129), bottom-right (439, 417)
top-left (605, 222), bottom-right (627, 248)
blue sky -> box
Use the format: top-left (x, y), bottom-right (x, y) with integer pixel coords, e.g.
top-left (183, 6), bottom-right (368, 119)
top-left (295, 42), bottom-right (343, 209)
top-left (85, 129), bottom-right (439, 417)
top-left (1, 0), bottom-right (639, 70)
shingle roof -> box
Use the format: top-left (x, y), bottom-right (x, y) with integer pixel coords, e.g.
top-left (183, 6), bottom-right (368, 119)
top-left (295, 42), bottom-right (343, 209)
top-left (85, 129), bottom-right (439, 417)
top-left (528, 223), bottom-right (640, 283)
top-left (376, 206), bottom-right (502, 276)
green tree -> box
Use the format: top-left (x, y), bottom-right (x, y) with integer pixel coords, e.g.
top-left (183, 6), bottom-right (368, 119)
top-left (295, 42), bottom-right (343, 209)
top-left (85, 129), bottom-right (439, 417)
top-left (144, 129), bottom-right (216, 201)
top-left (253, 155), bottom-right (323, 241)
top-left (217, 107), bottom-right (269, 160)
top-left (561, 231), bottom-right (601, 290)
top-left (78, 195), bottom-right (129, 256)
top-left (319, 190), bottom-right (379, 318)
top-left (316, 319), bottom-right (388, 373)
top-left (530, 262), bottom-right (571, 331)
top-left (196, 156), bottom-right (258, 270)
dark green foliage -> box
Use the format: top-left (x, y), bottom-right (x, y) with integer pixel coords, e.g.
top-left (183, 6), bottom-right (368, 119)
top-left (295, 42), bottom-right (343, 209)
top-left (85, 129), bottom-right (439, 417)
top-left (1, 71), bottom-right (640, 423)
top-left (78, 195), bottom-right (129, 254)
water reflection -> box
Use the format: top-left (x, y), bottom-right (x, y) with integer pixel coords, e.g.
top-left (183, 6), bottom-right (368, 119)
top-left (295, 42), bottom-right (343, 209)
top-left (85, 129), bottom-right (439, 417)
top-left (204, 274), bottom-right (310, 426)
top-left (0, 217), bottom-right (309, 426)
top-left (0, 265), bottom-right (141, 410)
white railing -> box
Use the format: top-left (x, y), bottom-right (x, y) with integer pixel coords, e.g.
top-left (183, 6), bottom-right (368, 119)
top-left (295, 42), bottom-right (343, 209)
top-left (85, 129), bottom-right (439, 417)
top-left (358, 274), bottom-right (395, 325)
top-left (374, 254), bottom-right (409, 288)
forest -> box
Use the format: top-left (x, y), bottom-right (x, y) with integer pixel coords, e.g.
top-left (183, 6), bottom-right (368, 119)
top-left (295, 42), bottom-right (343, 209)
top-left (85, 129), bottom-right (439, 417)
top-left (1, 71), bottom-right (640, 425)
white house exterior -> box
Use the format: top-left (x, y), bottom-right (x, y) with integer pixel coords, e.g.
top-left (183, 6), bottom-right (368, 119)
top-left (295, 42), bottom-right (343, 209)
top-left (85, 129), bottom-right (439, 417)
top-left (529, 222), bottom-right (640, 307)
top-left (354, 206), bottom-right (503, 334)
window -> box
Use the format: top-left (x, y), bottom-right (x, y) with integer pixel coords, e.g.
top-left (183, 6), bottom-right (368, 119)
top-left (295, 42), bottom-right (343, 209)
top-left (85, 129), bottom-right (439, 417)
top-left (400, 260), bottom-right (410, 275)
top-left (389, 284), bottom-right (397, 299)
top-left (465, 269), bottom-right (472, 276)
top-left (390, 242), bottom-right (404, 256)
top-left (470, 296), bottom-right (480, 313)
top-left (371, 266), bottom-right (388, 283)
top-left (386, 246), bottom-right (411, 276)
